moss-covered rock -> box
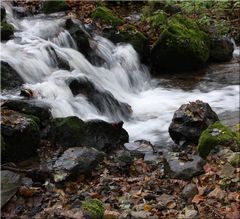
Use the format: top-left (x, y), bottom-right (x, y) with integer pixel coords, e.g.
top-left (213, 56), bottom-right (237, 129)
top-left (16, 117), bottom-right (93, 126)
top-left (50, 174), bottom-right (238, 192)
top-left (151, 14), bottom-right (210, 72)
top-left (0, 22), bottom-right (14, 41)
top-left (1, 6), bottom-right (6, 21)
top-left (198, 122), bottom-right (240, 158)
top-left (82, 198), bottom-right (104, 219)
top-left (1, 109), bottom-right (40, 161)
top-left (103, 24), bottom-right (150, 63)
top-left (92, 6), bottom-right (124, 26)
top-left (42, 0), bottom-right (68, 14)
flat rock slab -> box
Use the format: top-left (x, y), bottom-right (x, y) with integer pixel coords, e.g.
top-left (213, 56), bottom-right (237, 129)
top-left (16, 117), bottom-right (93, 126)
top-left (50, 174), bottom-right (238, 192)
top-left (164, 152), bottom-right (206, 180)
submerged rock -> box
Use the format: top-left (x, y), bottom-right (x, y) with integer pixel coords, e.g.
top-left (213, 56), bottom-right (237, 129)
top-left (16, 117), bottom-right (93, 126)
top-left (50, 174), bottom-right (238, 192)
top-left (164, 152), bottom-right (205, 180)
top-left (198, 121), bottom-right (240, 158)
top-left (52, 147), bottom-right (105, 182)
top-left (2, 99), bottom-right (52, 127)
top-left (1, 61), bottom-right (24, 90)
top-left (50, 116), bottom-right (129, 151)
top-left (151, 14), bottom-right (209, 72)
top-left (210, 37), bottom-right (234, 62)
top-left (1, 109), bottom-right (40, 161)
top-left (42, 0), bottom-right (68, 14)
top-left (1, 170), bottom-right (22, 207)
top-left (68, 77), bottom-right (132, 120)
top-left (169, 100), bottom-right (219, 146)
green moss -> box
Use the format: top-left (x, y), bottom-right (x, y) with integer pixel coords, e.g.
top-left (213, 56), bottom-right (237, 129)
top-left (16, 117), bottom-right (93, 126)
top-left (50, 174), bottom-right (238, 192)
top-left (91, 6), bottom-right (124, 26)
top-left (43, 0), bottom-right (68, 14)
top-left (144, 10), bottom-right (167, 28)
top-left (229, 153), bottom-right (240, 167)
top-left (198, 121), bottom-right (240, 158)
top-left (0, 22), bottom-right (14, 41)
top-left (82, 198), bottom-right (104, 219)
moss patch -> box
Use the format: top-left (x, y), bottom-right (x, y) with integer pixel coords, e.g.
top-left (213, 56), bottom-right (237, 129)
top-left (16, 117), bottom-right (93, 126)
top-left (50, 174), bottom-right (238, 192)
top-left (92, 6), bottom-right (124, 26)
top-left (0, 22), bottom-right (14, 41)
top-left (198, 121), bottom-right (240, 158)
top-left (82, 198), bottom-right (104, 219)
top-left (42, 0), bottom-right (68, 14)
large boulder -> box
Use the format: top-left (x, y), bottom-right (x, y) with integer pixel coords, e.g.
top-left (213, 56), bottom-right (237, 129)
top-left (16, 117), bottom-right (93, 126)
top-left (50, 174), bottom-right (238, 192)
top-left (42, 0), bottom-right (68, 14)
top-left (50, 116), bottom-right (129, 151)
top-left (169, 100), bottom-right (219, 145)
top-left (2, 99), bottom-right (52, 127)
top-left (1, 61), bottom-right (24, 90)
top-left (210, 37), bottom-right (234, 62)
top-left (0, 22), bottom-right (14, 41)
top-left (65, 18), bottom-right (91, 58)
top-left (198, 121), bottom-right (240, 158)
top-left (68, 77), bottom-right (132, 120)
top-left (52, 147), bottom-right (105, 182)
top-left (1, 109), bottom-right (40, 161)
top-left (151, 14), bottom-right (210, 72)
top-left (1, 6), bottom-right (6, 21)
top-left (102, 25), bottom-right (150, 63)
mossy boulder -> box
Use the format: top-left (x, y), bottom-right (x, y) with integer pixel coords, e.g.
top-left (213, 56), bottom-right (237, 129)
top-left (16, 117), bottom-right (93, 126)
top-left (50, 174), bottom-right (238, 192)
top-left (82, 198), bottom-right (104, 219)
top-left (1, 61), bottom-right (24, 90)
top-left (0, 22), bottom-right (14, 41)
top-left (103, 24), bottom-right (150, 63)
top-left (42, 0), bottom-right (68, 14)
top-left (1, 109), bottom-right (40, 161)
top-left (151, 14), bottom-right (210, 72)
top-left (198, 121), bottom-right (240, 158)
top-left (92, 6), bottom-right (124, 26)
top-left (1, 6), bottom-right (6, 21)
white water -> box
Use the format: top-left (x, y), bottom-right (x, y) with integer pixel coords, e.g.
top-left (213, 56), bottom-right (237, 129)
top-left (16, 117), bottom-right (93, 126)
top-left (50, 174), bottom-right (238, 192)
top-left (1, 4), bottom-right (239, 144)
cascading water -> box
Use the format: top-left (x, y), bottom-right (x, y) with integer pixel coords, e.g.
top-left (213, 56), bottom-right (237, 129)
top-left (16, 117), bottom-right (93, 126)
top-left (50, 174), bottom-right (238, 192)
top-left (1, 3), bottom-right (239, 146)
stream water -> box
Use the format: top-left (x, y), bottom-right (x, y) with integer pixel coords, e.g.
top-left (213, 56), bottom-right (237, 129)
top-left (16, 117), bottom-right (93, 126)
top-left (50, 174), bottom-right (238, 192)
top-left (1, 3), bottom-right (239, 146)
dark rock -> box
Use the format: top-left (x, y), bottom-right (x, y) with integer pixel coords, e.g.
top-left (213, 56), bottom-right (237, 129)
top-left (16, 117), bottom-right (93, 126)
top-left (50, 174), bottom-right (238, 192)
top-left (181, 183), bottom-right (198, 201)
top-left (0, 22), bottom-right (14, 41)
top-left (65, 18), bottom-right (91, 58)
top-left (1, 109), bottom-right (40, 161)
top-left (1, 170), bottom-right (22, 207)
top-left (68, 77), bottom-right (132, 120)
top-left (42, 0), bottom-right (68, 14)
top-left (164, 152), bottom-right (205, 180)
top-left (50, 116), bottom-right (129, 152)
top-left (151, 14), bottom-right (209, 72)
top-left (2, 99), bottom-right (52, 127)
top-left (1, 6), bottom-right (6, 21)
top-left (52, 147), bottom-right (105, 182)
top-left (1, 61), bottom-right (24, 90)
top-left (115, 150), bottom-right (134, 166)
top-left (102, 25), bottom-right (150, 64)
top-left (12, 6), bottom-right (29, 18)
top-left (169, 100), bottom-right (219, 145)
top-left (210, 37), bottom-right (234, 62)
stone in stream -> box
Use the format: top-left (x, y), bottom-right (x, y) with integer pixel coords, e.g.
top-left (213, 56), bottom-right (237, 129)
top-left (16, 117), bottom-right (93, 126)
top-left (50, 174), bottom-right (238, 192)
top-left (169, 100), bottom-right (219, 146)
top-left (2, 99), bottom-right (52, 127)
top-left (52, 147), bottom-right (105, 182)
top-left (210, 37), bottom-right (234, 62)
top-left (1, 109), bottom-right (40, 161)
top-left (1, 170), bottom-right (22, 207)
top-left (42, 0), bottom-right (68, 14)
top-left (67, 77), bottom-right (132, 121)
top-left (164, 152), bottom-right (206, 180)
top-left (50, 116), bottom-right (129, 152)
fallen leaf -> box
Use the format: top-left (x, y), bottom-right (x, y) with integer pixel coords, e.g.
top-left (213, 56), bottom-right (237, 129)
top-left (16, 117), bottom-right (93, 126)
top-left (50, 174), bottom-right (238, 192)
top-left (192, 194), bottom-right (205, 204)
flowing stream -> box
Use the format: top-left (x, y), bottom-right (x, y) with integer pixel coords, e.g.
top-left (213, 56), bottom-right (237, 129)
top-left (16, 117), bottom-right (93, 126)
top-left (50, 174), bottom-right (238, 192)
top-left (1, 3), bottom-right (239, 146)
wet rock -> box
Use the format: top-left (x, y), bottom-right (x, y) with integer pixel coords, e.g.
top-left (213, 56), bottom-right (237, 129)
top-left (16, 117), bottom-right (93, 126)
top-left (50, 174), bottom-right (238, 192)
top-left (1, 61), bottom-right (24, 90)
top-left (12, 6), bottom-right (29, 18)
top-left (42, 0), bottom-right (68, 14)
top-left (52, 147), bottom-right (105, 182)
top-left (210, 37), bottom-right (234, 62)
top-left (169, 100), bottom-right (219, 145)
top-left (182, 183), bottom-right (198, 201)
top-left (151, 14), bottom-right (209, 72)
top-left (1, 6), bottom-right (6, 21)
top-left (164, 152), bottom-right (205, 180)
top-left (68, 77), bottom-right (132, 120)
top-left (2, 99), bottom-right (52, 127)
top-left (50, 116), bottom-right (129, 151)
top-left (1, 109), bottom-right (40, 161)
top-left (65, 18), bottom-right (91, 58)
top-left (0, 21), bottom-right (14, 41)
top-left (1, 170), bottom-right (22, 207)
top-left (102, 25), bottom-right (150, 64)
top-left (198, 121), bottom-right (240, 158)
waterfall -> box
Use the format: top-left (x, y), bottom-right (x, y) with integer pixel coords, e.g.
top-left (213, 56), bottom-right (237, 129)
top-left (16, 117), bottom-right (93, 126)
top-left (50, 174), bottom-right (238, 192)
top-left (1, 3), bottom-right (239, 144)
